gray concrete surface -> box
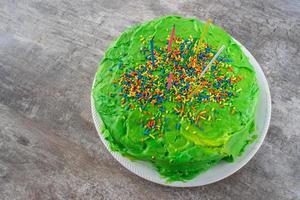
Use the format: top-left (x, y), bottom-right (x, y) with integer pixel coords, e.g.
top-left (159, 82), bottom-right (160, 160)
top-left (0, 0), bottom-right (299, 199)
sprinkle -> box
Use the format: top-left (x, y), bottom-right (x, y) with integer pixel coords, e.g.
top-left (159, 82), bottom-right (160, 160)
top-left (176, 123), bottom-right (181, 130)
top-left (144, 129), bottom-right (150, 135)
top-left (147, 119), bottom-right (156, 128)
top-left (149, 134), bottom-right (155, 139)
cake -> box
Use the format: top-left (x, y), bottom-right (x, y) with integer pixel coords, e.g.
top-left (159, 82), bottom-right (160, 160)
top-left (92, 16), bottom-right (259, 181)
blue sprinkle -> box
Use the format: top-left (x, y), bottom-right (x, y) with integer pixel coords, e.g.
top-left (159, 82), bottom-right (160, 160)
top-left (144, 129), bottom-right (150, 135)
top-left (176, 123), bottom-right (181, 130)
top-left (223, 59), bottom-right (232, 62)
top-left (186, 83), bottom-right (190, 89)
top-left (117, 63), bottom-right (123, 69)
top-left (198, 53), bottom-right (204, 59)
top-left (159, 106), bottom-right (165, 112)
top-left (142, 66), bottom-right (147, 72)
top-left (138, 73), bottom-right (142, 79)
top-left (211, 65), bottom-right (217, 71)
top-left (205, 47), bottom-right (211, 53)
top-left (214, 83), bottom-right (220, 89)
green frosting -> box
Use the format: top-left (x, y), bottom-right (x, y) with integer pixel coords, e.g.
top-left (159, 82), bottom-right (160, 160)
top-left (92, 16), bottom-right (259, 182)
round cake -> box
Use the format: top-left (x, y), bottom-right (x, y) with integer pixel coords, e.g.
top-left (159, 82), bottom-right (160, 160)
top-left (92, 16), bottom-right (259, 181)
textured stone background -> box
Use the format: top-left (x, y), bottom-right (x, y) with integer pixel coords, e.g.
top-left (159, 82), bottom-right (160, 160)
top-left (0, 0), bottom-right (299, 199)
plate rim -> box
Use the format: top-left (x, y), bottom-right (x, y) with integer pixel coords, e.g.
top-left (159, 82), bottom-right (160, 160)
top-left (90, 37), bottom-right (272, 187)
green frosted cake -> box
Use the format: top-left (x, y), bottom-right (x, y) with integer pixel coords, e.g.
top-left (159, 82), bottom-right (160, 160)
top-left (92, 16), bottom-right (259, 181)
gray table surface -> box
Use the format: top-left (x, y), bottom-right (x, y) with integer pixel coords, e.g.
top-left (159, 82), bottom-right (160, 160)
top-left (0, 0), bottom-right (299, 199)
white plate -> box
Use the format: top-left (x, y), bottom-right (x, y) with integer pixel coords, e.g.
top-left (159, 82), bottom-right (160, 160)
top-left (91, 38), bottom-right (271, 187)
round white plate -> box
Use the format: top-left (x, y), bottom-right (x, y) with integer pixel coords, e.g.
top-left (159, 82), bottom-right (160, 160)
top-left (91, 38), bottom-right (271, 187)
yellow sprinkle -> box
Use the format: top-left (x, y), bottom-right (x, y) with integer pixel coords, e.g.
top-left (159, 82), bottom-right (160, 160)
top-left (149, 134), bottom-right (155, 139)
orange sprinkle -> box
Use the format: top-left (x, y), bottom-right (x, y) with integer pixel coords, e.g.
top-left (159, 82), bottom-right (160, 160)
top-left (147, 119), bottom-right (156, 128)
top-left (181, 104), bottom-right (184, 113)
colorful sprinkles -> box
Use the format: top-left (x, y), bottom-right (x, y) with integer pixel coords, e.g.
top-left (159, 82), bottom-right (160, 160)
top-left (112, 31), bottom-right (242, 139)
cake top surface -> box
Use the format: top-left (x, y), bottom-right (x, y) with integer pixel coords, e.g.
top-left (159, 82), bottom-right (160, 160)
top-left (93, 16), bottom-right (259, 181)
